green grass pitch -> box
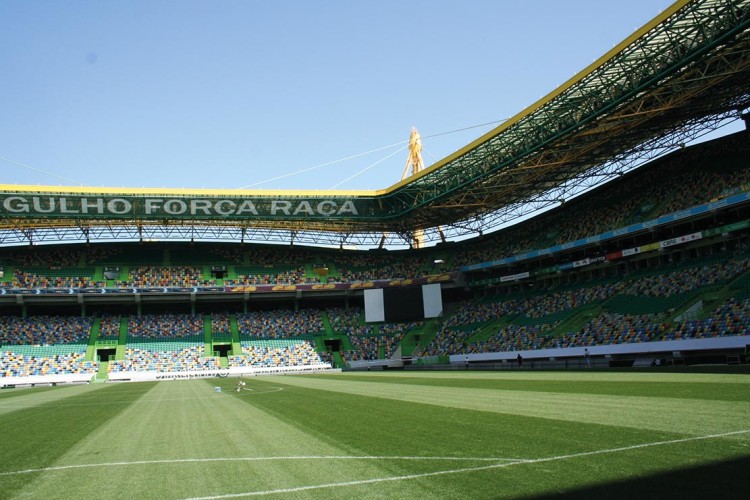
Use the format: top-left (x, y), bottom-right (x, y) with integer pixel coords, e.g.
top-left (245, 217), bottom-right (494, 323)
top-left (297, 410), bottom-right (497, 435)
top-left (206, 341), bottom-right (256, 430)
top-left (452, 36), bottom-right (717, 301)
top-left (0, 371), bottom-right (748, 499)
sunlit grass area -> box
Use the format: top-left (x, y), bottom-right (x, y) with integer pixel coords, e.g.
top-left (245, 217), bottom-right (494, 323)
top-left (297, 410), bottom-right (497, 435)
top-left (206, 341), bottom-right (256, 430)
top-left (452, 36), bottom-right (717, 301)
top-left (0, 371), bottom-right (748, 499)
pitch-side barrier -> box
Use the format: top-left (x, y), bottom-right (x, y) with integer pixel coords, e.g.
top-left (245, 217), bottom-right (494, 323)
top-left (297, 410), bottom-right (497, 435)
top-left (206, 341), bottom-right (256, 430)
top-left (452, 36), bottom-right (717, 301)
top-left (107, 363), bottom-right (336, 382)
top-left (1, 364), bottom-right (337, 387)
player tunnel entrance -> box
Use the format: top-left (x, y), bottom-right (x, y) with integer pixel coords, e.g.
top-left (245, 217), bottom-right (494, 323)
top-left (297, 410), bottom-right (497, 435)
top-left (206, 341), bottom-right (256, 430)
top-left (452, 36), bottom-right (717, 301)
top-left (323, 339), bottom-right (340, 352)
top-left (213, 344), bottom-right (232, 357)
top-left (97, 348), bottom-right (116, 362)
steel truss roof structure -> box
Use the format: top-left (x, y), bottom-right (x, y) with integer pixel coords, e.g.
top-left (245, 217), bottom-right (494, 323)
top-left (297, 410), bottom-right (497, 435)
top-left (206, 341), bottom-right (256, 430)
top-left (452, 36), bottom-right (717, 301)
top-left (2, 0), bottom-right (750, 248)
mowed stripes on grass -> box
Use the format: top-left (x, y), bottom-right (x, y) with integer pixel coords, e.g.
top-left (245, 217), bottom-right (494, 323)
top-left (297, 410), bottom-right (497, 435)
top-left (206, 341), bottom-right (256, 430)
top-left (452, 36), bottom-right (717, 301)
top-left (0, 371), bottom-right (747, 499)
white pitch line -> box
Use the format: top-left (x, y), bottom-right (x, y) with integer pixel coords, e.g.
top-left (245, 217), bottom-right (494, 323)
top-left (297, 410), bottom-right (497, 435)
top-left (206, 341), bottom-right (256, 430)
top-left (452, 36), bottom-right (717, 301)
top-left (0, 388), bottom-right (284, 409)
top-left (0, 395), bottom-right (225, 409)
top-left (239, 387), bottom-right (282, 394)
top-left (182, 429), bottom-right (750, 500)
top-left (0, 455), bottom-right (525, 477)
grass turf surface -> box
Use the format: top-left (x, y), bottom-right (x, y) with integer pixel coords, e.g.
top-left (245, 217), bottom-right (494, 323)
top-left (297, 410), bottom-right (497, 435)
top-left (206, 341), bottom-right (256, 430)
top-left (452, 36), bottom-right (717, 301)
top-left (0, 371), bottom-right (748, 499)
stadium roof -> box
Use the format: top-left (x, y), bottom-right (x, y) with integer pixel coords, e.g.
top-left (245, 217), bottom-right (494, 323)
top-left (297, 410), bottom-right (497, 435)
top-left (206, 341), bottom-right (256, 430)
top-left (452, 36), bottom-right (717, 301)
top-left (1, 0), bottom-right (750, 247)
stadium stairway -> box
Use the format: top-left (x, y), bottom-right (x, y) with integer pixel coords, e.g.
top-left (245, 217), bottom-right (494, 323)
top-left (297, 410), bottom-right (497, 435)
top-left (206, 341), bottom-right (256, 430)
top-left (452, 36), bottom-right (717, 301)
top-left (395, 319), bottom-right (439, 358)
top-left (0, 264), bottom-right (13, 286)
top-left (91, 266), bottom-right (105, 283)
top-left (226, 267), bottom-right (238, 283)
top-left (340, 334), bottom-right (354, 352)
top-left (397, 335), bottom-right (418, 358)
top-left (332, 351), bottom-right (345, 368)
top-left (230, 314), bottom-right (242, 354)
top-left (710, 284), bottom-right (742, 308)
top-left (551, 304), bottom-right (604, 337)
top-left (304, 264), bottom-right (318, 282)
top-left (203, 316), bottom-right (216, 358)
top-left (691, 268), bottom-right (750, 320)
top-left (513, 306), bottom-right (588, 327)
top-left (466, 317), bottom-right (512, 345)
top-left (602, 291), bottom-right (697, 316)
top-left (116, 316), bottom-right (129, 359)
top-left (320, 311), bottom-right (334, 336)
top-left (728, 271), bottom-right (750, 301)
top-left (203, 316), bottom-right (212, 344)
top-left (94, 361), bottom-right (108, 383)
top-left (85, 318), bottom-right (101, 361)
top-left (408, 320), bottom-right (440, 356)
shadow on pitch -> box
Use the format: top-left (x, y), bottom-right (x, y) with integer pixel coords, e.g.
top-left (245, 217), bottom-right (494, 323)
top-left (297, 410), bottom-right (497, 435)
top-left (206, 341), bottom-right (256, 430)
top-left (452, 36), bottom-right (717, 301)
top-left (524, 454), bottom-right (750, 500)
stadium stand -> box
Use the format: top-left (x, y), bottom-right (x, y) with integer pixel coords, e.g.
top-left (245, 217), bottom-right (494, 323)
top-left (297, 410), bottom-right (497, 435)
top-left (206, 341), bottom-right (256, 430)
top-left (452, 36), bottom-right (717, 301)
top-left (210, 312), bottom-right (232, 338)
top-left (10, 268), bottom-right (104, 289)
top-left (119, 266), bottom-right (215, 288)
top-left (127, 314), bottom-right (203, 339)
top-left (1, 346), bottom-right (96, 377)
top-left (420, 250), bottom-right (750, 358)
top-left (109, 343), bottom-right (219, 373)
top-left (451, 133), bottom-right (750, 269)
top-left (0, 316), bottom-right (98, 382)
top-left (2, 239), bottom-right (750, 379)
top-left (1, 133), bottom-right (750, 378)
top-left (228, 264), bottom-right (311, 285)
top-left (236, 309), bottom-right (324, 339)
top-left (0, 316), bottom-right (94, 345)
top-left (98, 314), bottom-right (122, 340)
top-left (229, 339), bottom-right (324, 368)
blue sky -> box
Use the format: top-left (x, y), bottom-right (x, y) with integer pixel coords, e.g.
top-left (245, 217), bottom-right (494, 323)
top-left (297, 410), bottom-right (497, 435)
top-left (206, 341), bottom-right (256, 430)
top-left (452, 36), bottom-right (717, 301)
top-left (2, 0), bottom-right (721, 192)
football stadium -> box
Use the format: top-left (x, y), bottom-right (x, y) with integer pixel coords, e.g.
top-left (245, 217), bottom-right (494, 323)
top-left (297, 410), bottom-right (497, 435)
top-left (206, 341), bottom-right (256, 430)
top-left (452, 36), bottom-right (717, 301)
top-left (1, 0), bottom-right (750, 498)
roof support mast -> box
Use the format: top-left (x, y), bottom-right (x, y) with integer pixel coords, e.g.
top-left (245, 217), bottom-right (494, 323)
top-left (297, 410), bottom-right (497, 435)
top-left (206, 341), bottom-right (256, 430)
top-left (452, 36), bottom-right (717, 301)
top-left (402, 127), bottom-right (427, 248)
